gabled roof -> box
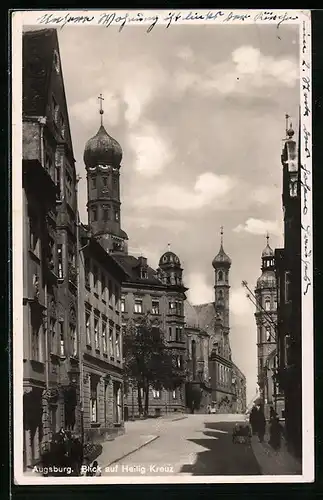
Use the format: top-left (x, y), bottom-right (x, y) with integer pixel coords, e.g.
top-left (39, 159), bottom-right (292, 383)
top-left (23, 28), bottom-right (74, 160)
top-left (111, 254), bottom-right (164, 287)
top-left (23, 29), bottom-right (57, 116)
top-left (193, 302), bottom-right (216, 336)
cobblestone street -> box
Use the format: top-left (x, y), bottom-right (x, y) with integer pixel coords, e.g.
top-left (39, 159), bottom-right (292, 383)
top-left (96, 414), bottom-right (301, 477)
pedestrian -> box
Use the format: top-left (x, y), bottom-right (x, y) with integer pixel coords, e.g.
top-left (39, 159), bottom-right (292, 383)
top-left (269, 416), bottom-right (283, 450)
top-left (269, 405), bottom-right (277, 422)
top-left (92, 460), bottom-right (102, 476)
top-left (249, 405), bottom-right (258, 435)
top-left (256, 406), bottom-right (266, 443)
top-left (70, 435), bottom-right (83, 476)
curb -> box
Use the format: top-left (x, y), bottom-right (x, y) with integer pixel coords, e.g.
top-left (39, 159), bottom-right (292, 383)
top-left (171, 416), bottom-right (187, 422)
top-left (103, 435), bottom-right (160, 468)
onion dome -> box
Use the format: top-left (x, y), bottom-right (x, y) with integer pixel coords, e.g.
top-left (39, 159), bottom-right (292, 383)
top-left (84, 124), bottom-right (122, 168)
top-left (256, 272), bottom-right (276, 289)
top-left (212, 226), bottom-right (231, 268)
top-left (184, 301), bottom-right (199, 329)
top-left (262, 241), bottom-right (274, 258)
top-left (159, 250), bottom-right (181, 267)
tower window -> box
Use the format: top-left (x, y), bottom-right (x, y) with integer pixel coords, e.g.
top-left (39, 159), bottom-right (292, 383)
top-left (92, 207), bottom-right (97, 221)
top-left (264, 299), bottom-right (271, 311)
top-left (102, 177), bottom-right (108, 186)
top-left (91, 177), bottom-right (96, 189)
top-left (218, 271), bottom-right (223, 281)
top-left (103, 207), bottom-right (110, 221)
top-left (115, 211), bottom-right (119, 221)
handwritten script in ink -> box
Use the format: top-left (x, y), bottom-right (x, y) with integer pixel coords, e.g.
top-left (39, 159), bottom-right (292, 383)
top-left (301, 17), bottom-right (312, 296)
top-left (36, 10), bottom-right (299, 32)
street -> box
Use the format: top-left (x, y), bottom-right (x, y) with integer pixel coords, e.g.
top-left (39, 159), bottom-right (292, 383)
top-left (101, 414), bottom-right (262, 476)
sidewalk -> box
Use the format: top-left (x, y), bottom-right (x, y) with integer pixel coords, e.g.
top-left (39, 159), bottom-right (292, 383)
top-left (251, 430), bottom-right (302, 475)
top-left (98, 429), bottom-right (159, 467)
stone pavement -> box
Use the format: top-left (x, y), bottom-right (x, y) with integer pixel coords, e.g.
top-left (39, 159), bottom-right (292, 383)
top-left (251, 429), bottom-right (302, 475)
top-left (97, 415), bottom-right (187, 468)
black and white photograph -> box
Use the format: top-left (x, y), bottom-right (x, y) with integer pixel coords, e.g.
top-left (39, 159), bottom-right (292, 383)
top-left (12, 9), bottom-right (313, 484)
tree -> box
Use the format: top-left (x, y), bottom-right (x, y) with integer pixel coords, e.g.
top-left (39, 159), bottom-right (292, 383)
top-left (185, 383), bottom-right (203, 414)
top-left (123, 314), bottom-right (186, 417)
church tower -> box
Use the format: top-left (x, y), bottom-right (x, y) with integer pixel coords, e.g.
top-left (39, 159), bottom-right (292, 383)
top-left (254, 234), bottom-right (278, 412)
top-left (83, 95), bottom-right (128, 253)
top-left (212, 227), bottom-right (231, 335)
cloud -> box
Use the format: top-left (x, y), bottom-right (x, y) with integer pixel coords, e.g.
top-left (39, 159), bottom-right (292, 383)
top-left (123, 215), bottom-right (187, 232)
top-left (121, 60), bottom-right (166, 127)
top-left (177, 46), bottom-right (195, 62)
top-left (173, 45), bottom-right (298, 97)
top-left (127, 122), bottom-right (174, 177)
top-left (128, 246), bottom-right (160, 269)
top-left (134, 172), bottom-right (235, 210)
top-left (233, 218), bottom-right (282, 236)
top-left (70, 92), bottom-right (121, 128)
top-left (186, 273), bottom-right (214, 305)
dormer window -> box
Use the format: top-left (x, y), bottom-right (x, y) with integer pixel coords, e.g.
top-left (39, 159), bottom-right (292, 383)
top-left (141, 268), bottom-right (148, 279)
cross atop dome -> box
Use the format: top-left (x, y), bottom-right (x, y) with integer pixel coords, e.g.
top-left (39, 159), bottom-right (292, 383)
top-left (212, 225), bottom-right (231, 269)
top-left (98, 94), bottom-right (104, 125)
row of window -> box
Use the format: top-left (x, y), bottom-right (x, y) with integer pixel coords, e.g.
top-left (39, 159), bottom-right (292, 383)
top-left (217, 364), bottom-right (231, 386)
top-left (89, 175), bottom-right (118, 189)
top-left (152, 389), bottom-right (179, 400)
top-left (89, 377), bottom-right (122, 424)
top-left (122, 297), bottom-right (183, 316)
top-left (91, 206), bottom-right (119, 222)
top-left (85, 309), bottom-right (121, 359)
top-left (31, 316), bottom-right (76, 362)
top-left (85, 260), bottom-right (120, 307)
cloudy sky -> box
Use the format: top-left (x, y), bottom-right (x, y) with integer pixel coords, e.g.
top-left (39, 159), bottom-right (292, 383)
top-left (53, 22), bottom-right (299, 403)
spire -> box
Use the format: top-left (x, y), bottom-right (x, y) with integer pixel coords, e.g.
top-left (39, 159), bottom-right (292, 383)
top-left (98, 93), bottom-right (104, 126)
top-left (167, 243), bottom-right (171, 251)
top-left (266, 232), bottom-right (269, 245)
top-left (285, 113), bottom-right (294, 139)
top-left (212, 226), bottom-right (231, 269)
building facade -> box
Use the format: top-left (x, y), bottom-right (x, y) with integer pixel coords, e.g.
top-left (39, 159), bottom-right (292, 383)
top-left (114, 251), bottom-right (188, 417)
top-left (275, 119), bottom-right (302, 459)
top-left (184, 302), bottom-right (211, 413)
top-left (78, 228), bottom-right (127, 441)
top-left (23, 28), bottom-right (80, 469)
top-left (231, 364), bottom-right (247, 414)
top-left (193, 230), bottom-right (246, 413)
top-left (254, 237), bottom-right (284, 420)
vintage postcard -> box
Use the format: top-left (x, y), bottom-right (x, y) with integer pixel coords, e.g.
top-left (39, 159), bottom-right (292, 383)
top-left (11, 9), bottom-right (314, 485)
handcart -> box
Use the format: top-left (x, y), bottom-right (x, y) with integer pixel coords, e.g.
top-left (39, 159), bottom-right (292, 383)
top-left (232, 423), bottom-right (252, 444)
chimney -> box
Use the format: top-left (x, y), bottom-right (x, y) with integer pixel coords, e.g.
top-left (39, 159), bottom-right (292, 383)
top-left (138, 256), bottom-right (148, 268)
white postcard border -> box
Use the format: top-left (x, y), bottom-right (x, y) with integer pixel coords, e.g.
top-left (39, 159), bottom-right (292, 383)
top-left (11, 9), bottom-right (314, 485)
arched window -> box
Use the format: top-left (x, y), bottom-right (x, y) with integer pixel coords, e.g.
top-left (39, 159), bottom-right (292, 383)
top-left (218, 270), bottom-right (223, 281)
top-left (218, 290), bottom-right (223, 301)
top-left (264, 298), bottom-right (271, 311)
